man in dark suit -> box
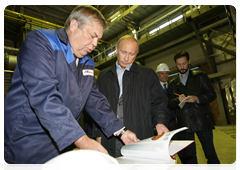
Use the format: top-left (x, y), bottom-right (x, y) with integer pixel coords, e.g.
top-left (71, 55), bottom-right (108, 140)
top-left (94, 35), bottom-right (169, 158)
top-left (156, 63), bottom-right (177, 131)
top-left (168, 50), bottom-right (220, 164)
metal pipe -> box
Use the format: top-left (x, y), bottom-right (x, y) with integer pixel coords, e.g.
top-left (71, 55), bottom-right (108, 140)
top-left (136, 17), bottom-right (229, 60)
top-left (4, 15), bottom-right (56, 29)
top-left (4, 46), bottom-right (19, 52)
top-left (136, 5), bottom-right (187, 35)
top-left (4, 70), bottom-right (15, 73)
top-left (4, 9), bottom-right (63, 29)
top-left (107, 5), bottom-right (140, 27)
top-left (5, 14), bottom-right (105, 45)
top-left (4, 53), bottom-right (17, 70)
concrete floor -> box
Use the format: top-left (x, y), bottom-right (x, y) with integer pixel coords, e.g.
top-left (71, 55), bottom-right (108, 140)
top-left (176, 125), bottom-right (236, 164)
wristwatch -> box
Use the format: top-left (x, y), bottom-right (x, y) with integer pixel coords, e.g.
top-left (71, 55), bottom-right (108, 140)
top-left (118, 127), bottom-right (128, 138)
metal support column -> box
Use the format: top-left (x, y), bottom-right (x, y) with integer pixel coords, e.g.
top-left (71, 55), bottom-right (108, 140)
top-left (205, 43), bottom-right (217, 73)
top-left (190, 21), bottom-right (215, 74)
top-left (205, 33), bottom-right (228, 126)
top-left (213, 82), bottom-right (228, 125)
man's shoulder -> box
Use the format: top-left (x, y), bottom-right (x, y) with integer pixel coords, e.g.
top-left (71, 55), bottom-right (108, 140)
top-left (191, 70), bottom-right (206, 77)
top-left (98, 65), bottom-right (113, 77)
top-left (169, 75), bottom-right (179, 84)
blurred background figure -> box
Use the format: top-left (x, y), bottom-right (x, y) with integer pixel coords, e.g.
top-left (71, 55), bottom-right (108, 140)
top-left (156, 63), bottom-right (177, 131)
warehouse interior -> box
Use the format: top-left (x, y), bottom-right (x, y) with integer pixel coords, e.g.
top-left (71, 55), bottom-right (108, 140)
top-left (4, 5), bottom-right (236, 164)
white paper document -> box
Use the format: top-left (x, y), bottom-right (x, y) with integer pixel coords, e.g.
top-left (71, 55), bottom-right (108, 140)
top-left (178, 96), bottom-right (189, 109)
top-left (116, 127), bottom-right (194, 164)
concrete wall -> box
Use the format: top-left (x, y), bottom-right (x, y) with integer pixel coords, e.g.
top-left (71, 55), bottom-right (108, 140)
top-left (144, 38), bottom-right (205, 72)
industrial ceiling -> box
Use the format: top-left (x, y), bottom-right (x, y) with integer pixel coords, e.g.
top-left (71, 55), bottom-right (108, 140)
top-left (4, 5), bottom-right (235, 71)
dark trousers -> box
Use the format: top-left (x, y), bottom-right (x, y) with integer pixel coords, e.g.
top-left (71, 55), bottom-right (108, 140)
top-left (178, 130), bottom-right (220, 164)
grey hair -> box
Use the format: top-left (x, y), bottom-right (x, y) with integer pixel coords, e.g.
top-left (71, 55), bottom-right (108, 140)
top-left (116, 35), bottom-right (139, 53)
top-left (64, 5), bottom-right (107, 30)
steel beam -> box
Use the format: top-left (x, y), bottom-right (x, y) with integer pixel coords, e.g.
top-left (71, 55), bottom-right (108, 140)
top-left (190, 21), bottom-right (215, 74)
top-left (107, 5), bottom-right (140, 28)
top-left (224, 5), bottom-right (236, 44)
top-left (208, 69), bottom-right (236, 79)
top-left (202, 40), bottom-right (236, 56)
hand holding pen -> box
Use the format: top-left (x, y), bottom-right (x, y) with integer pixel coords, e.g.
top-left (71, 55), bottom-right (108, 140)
top-left (174, 93), bottom-right (187, 103)
top-left (174, 93), bottom-right (199, 103)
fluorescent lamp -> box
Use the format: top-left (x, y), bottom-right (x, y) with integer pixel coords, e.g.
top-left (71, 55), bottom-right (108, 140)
top-left (149, 14), bottom-right (183, 36)
top-left (191, 66), bottom-right (199, 70)
top-left (108, 50), bottom-right (116, 57)
top-left (171, 15), bottom-right (183, 23)
top-left (159, 21), bottom-right (170, 29)
top-left (168, 73), bottom-right (178, 77)
top-left (111, 14), bottom-right (121, 22)
top-left (149, 27), bottom-right (159, 35)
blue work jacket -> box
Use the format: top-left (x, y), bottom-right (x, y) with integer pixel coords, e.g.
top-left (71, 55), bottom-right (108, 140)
top-left (4, 28), bottom-right (124, 164)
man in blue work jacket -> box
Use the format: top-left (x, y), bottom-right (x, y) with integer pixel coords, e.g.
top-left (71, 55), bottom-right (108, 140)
top-left (4, 5), bottom-right (139, 164)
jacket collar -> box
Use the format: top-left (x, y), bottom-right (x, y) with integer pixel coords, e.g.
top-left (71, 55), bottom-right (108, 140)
top-left (130, 62), bottom-right (140, 73)
top-left (185, 69), bottom-right (194, 85)
top-left (56, 27), bottom-right (91, 64)
top-left (110, 61), bottom-right (140, 74)
top-left (176, 69), bottom-right (193, 86)
top-left (56, 28), bottom-right (68, 46)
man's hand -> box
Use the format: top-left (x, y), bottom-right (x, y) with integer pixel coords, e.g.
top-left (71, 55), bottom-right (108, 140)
top-left (184, 95), bottom-right (199, 103)
top-left (179, 94), bottom-right (187, 102)
top-left (74, 135), bottom-right (108, 155)
top-left (156, 124), bottom-right (169, 135)
top-left (120, 130), bottom-right (140, 145)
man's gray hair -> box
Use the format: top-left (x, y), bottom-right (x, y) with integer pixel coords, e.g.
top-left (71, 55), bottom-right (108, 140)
top-left (116, 35), bottom-right (139, 53)
top-left (64, 5), bottom-right (107, 30)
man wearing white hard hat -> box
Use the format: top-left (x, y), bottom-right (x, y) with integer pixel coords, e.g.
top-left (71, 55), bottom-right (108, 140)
top-left (156, 63), bottom-right (177, 130)
top-left (156, 63), bottom-right (170, 91)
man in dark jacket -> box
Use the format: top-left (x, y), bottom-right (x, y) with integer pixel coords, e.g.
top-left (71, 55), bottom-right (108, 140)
top-left (4, 6), bottom-right (138, 164)
top-left (94, 35), bottom-right (169, 157)
top-left (156, 63), bottom-right (177, 131)
top-left (168, 50), bottom-right (220, 164)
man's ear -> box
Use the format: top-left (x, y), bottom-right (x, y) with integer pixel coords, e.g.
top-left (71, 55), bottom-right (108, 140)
top-left (69, 19), bottom-right (78, 33)
top-left (115, 45), bottom-right (118, 53)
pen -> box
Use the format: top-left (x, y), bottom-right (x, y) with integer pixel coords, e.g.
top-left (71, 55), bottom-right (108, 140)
top-left (174, 93), bottom-right (181, 96)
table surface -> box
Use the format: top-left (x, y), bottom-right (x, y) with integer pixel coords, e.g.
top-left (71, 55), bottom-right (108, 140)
top-left (171, 163), bottom-right (206, 170)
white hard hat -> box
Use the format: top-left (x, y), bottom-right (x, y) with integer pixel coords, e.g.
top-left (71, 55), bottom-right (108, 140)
top-left (156, 63), bottom-right (170, 72)
top-left (43, 150), bottom-right (120, 170)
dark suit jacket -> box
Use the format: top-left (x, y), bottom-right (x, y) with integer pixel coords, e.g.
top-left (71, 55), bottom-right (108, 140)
top-left (161, 82), bottom-right (176, 122)
top-left (93, 62), bottom-right (169, 157)
top-left (168, 70), bottom-right (216, 133)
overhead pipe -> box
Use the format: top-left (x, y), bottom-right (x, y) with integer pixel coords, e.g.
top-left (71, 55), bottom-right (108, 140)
top-left (5, 14), bottom-right (59, 30)
top-left (136, 5), bottom-right (187, 35)
top-left (4, 9), bottom-right (105, 45)
top-left (136, 18), bottom-right (229, 60)
top-left (4, 9), bottom-right (63, 29)
top-left (107, 5), bottom-right (140, 27)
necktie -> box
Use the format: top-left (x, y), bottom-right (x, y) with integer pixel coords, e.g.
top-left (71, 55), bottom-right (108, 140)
top-left (163, 83), bottom-right (167, 94)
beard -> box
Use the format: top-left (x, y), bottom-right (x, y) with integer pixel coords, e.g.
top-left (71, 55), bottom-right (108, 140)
top-left (179, 69), bottom-right (188, 74)
top-left (178, 65), bottom-right (189, 75)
